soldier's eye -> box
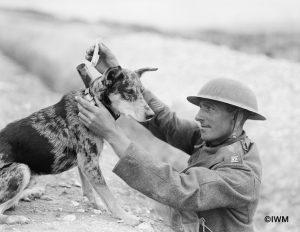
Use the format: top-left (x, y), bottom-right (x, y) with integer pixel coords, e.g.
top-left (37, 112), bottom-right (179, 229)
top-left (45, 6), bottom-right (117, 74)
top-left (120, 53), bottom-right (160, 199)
top-left (127, 89), bottom-right (135, 95)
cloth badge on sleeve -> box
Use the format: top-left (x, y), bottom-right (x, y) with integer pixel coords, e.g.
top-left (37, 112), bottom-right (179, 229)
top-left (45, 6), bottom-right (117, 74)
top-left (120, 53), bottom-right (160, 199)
top-left (231, 155), bottom-right (239, 163)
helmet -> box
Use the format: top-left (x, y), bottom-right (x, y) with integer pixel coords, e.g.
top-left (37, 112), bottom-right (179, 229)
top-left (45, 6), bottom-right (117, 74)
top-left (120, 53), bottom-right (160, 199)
top-left (187, 78), bottom-right (266, 120)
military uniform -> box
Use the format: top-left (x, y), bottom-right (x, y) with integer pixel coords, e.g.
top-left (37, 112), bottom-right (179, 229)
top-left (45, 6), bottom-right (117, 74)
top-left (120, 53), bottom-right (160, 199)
top-left (113, 92), bottom-right (262, 232)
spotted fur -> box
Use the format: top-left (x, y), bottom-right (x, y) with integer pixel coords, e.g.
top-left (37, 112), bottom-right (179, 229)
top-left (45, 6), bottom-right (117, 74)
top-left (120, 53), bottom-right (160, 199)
top-left (0, 66), bottom-right (156, 224)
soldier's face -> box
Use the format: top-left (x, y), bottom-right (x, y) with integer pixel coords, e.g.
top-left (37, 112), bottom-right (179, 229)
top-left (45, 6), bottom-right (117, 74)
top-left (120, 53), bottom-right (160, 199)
top-left (195, 99), bottom-right (235, 145)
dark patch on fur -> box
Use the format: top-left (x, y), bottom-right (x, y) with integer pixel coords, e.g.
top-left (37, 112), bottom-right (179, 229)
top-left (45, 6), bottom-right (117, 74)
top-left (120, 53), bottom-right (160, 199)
top-left (6, 177), bottom-right (19, 194)
top-left (53, 146), bottom-right (77, 173)
top-left (115, 79), bottom-right (138, 101)
top-left (81, 138), bottom-right (96, 164)
top-left (89, 143), bottom-right (98, 155)
top-left (53, 98), bottom-right (68, 121)
top-left (0, 164), bottom-right (25, 203)
top-left (106, 69), bottom-right (141, 102)
top-left (1, 119), bottom-right (55, 174)
top-left (0, 133), bottom-right (14, 165)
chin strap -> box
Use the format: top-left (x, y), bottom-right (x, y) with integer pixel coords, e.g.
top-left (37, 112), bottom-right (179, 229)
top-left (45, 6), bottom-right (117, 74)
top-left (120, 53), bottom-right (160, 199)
top-left (231, 112), bottom-right (238, 139)
top-left (231, 109), bottom-right (243, 139)
top-left (83, 88), bottom-right (120, 120)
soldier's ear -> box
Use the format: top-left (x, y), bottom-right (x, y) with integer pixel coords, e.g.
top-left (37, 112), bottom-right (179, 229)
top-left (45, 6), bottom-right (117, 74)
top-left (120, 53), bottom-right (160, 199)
top-left (135, 67), bottom-right (158, 78)
top-left (77, 63), bottom-right (93, 88)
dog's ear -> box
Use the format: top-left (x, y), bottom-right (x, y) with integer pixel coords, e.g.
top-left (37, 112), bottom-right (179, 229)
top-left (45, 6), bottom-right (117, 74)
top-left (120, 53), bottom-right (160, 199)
top-left (135, 67), bottom-right (158, 78)
top-left (77, 63), bottom-right (93, 88)
top-left (104, 67), bottom-right (124, 85)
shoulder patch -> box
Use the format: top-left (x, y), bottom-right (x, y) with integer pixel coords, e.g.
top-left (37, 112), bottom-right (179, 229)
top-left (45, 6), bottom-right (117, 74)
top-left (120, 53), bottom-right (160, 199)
top-left (216, 142), bottom-right (245, 165)
top-left (223, 152), bottom-right (243, 165)
top-left (230, 155), bottom-right (240, 163)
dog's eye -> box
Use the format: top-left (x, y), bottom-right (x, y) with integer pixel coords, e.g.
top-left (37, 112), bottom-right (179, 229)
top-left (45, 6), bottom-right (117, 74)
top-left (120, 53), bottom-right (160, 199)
top-left (122, 91), bottom-right (136, 101)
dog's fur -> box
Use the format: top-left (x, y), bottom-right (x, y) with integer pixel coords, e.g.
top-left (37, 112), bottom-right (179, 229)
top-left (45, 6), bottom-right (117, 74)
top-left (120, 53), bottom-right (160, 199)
top-left (0, 65), bottom-right (156, 225)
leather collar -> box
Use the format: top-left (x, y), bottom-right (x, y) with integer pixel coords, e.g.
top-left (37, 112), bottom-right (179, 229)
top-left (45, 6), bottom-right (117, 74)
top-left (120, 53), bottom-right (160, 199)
top-left (83, 88), bottom-right (120, 120)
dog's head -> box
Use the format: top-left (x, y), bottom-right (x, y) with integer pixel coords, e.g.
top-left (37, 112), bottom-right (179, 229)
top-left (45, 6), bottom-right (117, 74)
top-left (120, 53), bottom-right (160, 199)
top-left (87, 67), bottom-right (156, 122)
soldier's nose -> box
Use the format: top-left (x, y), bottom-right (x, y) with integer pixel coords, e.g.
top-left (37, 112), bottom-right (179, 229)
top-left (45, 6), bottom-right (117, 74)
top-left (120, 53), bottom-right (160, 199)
top-left (145, 108), bottom-right (155, 120)
top-left (145, 112), bottom-right (154, 120)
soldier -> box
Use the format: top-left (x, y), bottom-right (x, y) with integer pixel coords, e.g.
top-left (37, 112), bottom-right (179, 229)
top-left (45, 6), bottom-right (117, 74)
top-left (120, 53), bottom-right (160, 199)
top-left (76, 44), bottom-right (266, 232)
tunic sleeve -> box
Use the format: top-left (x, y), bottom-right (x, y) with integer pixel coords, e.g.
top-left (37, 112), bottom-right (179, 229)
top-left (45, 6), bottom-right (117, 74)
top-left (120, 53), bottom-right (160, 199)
top-left (113, 142), bottom-right (258, 211)
top-left (141, 90), bottom-right (201, 155)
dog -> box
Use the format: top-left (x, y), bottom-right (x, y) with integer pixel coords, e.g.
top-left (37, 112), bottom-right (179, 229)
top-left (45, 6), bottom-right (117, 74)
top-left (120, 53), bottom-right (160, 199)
top-left (0, 64), bottom-right (156, 225)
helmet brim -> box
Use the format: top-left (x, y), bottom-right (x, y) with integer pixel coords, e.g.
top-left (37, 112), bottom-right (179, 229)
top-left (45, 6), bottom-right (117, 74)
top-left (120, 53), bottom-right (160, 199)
top-left (187, 95), bottom-right (266, 121)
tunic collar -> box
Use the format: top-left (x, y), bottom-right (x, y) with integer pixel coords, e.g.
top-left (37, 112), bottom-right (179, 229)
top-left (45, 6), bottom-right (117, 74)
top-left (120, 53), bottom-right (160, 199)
top-left (186, 132), bottom-right (247, 169)
top-left (194, 131), bottom-right (247, 154)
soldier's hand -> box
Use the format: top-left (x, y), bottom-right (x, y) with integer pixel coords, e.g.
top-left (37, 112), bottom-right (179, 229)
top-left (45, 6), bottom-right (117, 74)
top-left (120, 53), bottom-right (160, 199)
top-left (76, 96), bottom-right (117, 139)
top-left (85, 42), bottom-right (120, 74)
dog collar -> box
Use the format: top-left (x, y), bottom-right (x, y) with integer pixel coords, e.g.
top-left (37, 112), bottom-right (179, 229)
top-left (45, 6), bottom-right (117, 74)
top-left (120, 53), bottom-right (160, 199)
top-left (83, 88), bottom-right (96, 105)
top-left (83, 88), bottom-right (120, 120)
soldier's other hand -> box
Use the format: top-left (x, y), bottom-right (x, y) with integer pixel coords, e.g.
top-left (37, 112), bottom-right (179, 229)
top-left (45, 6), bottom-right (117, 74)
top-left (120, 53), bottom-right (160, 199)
top-left (85, 42), bottom-right (120, 74)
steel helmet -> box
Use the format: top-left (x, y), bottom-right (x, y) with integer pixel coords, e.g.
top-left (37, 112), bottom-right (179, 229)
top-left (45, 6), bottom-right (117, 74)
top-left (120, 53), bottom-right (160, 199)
top-left (187, 78), bottom-right (266, 120)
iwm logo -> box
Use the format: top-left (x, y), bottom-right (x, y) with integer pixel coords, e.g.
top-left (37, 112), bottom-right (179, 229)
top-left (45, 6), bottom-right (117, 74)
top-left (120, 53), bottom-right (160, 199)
top-left (264, 216), bottom-right (289, 223)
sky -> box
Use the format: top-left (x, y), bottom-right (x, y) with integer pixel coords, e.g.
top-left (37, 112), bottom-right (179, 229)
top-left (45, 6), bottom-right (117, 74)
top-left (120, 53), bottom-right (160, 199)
top-left (1, 0), bottom-right (300, 32)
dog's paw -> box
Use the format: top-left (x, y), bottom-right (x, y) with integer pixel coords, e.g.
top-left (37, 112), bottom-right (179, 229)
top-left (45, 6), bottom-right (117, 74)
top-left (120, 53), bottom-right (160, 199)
top-left (2, 215), bottom-right (30, 225)
top-left (91, 202), bottom-right (107, 212)
top-left (21, 187), bottom-right (45, 201)
top-left (83, 196), bottom-right (107, 212)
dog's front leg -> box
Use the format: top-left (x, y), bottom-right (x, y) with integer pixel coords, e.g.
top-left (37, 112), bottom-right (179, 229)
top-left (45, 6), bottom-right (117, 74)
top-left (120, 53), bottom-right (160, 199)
top-left (78, 167), bottom-right (106, 211)
top-left (77, 152), bottom-right (140, 226)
